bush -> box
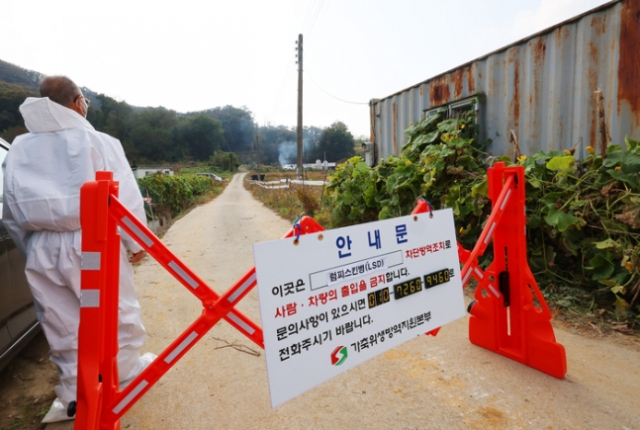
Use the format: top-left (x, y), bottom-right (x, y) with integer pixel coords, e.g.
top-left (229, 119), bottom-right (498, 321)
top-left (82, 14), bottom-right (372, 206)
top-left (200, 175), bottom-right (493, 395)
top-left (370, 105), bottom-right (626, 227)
top-left (138, 173), bottom-right (216, 215)
top-left (326, 109), bottom-right (487, 251)
top-left (209, 151), bottom-right (239, 172)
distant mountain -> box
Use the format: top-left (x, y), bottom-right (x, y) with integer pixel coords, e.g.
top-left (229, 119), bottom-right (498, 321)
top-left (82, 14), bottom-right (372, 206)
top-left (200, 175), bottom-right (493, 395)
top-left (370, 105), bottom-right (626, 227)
top-left (0, 59), bottom-right (106, 141)
top-left (0, 58), bottom-right (101, 105)
top-left (0, 59), bottom-right (42, 90)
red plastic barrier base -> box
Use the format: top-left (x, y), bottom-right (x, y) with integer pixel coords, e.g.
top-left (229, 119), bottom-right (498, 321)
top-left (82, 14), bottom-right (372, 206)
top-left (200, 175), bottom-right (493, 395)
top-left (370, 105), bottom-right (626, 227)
top-left (465, 266), bottom-right (567, 379)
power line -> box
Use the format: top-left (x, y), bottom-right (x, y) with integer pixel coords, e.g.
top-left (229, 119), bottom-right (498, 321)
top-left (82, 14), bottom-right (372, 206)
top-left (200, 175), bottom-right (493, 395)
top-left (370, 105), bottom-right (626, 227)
top-left (305, 70), bottom-right (369, 105)
top-left (300, 0), bottom-right (319, 34)
top-left (307, 0), bottom-right (325, 35)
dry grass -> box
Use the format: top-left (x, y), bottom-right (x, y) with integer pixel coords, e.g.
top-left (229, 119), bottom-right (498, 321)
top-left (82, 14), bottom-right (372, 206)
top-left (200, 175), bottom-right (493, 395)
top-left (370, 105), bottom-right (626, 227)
top-left (244, 171), bottom-right (331, 227)
top-left (296, 187), bottom-right (320, 216)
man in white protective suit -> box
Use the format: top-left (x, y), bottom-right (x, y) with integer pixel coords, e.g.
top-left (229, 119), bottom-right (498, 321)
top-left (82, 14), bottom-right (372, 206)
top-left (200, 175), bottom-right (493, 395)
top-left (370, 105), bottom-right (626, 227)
top-left (2, 76), bottom-right (155, 423)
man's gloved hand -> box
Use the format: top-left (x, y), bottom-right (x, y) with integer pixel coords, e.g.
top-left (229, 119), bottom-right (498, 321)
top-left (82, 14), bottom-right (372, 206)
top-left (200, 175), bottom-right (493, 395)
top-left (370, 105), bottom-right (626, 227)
top-left (129, 250), bottom-right (146, 263)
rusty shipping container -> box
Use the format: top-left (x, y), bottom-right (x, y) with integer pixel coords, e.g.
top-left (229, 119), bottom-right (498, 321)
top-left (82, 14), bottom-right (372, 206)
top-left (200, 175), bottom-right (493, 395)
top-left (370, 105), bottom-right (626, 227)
top-left (369, 0), bottom-right (640, 161)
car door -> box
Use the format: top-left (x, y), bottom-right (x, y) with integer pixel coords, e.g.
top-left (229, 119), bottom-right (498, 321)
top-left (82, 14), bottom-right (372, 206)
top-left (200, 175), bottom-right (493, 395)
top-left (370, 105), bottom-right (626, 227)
top-left (0, 139), bottom-right (37, 354)
top-left (0, 224), bottom-right (12, 356)
top-left (2, 221), bottom-right (36, 342)
top-left (0, 141), bottom-right (14, 356)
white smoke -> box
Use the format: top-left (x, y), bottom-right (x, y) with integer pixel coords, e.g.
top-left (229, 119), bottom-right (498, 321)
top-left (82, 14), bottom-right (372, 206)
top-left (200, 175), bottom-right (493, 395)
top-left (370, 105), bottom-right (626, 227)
top-left (278, 137), bottom-right (319, 166)
top-left (278, 141), bottom-right (297, 165)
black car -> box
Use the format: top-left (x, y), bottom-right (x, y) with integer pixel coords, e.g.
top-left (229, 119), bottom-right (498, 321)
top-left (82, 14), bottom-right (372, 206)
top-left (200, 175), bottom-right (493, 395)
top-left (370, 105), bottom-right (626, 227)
top-left (0, 137), bottom-right (39, 371)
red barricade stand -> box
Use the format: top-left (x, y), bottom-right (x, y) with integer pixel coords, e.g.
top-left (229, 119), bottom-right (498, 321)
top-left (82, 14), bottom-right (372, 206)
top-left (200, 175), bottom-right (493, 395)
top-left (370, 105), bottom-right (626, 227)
top-left (76, 171), bottom-right (324, 429)
top-left (457, 162), bottom-right (567, 379)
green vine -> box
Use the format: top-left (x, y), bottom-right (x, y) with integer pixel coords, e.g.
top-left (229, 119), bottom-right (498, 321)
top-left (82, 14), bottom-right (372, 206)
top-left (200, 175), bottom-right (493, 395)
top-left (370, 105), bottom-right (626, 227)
top-left (138, 173), bottom-right (215, 215)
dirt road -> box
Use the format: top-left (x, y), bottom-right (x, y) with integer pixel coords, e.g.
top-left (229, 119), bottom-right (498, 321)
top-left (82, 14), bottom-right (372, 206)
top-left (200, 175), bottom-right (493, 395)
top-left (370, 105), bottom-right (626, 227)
top-left (82, 173), bottom-right (640, 429)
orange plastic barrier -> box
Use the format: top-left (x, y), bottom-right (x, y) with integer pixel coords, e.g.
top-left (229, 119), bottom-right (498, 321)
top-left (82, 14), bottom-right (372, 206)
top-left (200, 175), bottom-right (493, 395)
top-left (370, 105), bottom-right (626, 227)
top-left (458, 162), bottom-right (567, 379)
top-left (76, 171), bottom-right (324, 429)
top-left (76, 166), bottom-right (566, 429)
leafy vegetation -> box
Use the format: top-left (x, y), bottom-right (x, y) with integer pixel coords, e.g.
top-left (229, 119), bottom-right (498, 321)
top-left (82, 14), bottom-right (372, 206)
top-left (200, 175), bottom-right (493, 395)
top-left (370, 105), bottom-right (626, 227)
top-left (208, 151), bottom-right (240, 172)
top-left (521, 139), bottom-right (640, 326)
top-left (138, 173), bottom-right (221, 216)
top-left (0, 81), bottom-right (37, 141)
top-left (177, 163), bottom-right (233, 176)
top-left (88, 99), bottom-right (227, 164)
top-left (324, 109), bottom-right (640, 327)
top-left (306, 121), bottom-right (356, 162)
top-left (326, 109), bottom-right (487, 250)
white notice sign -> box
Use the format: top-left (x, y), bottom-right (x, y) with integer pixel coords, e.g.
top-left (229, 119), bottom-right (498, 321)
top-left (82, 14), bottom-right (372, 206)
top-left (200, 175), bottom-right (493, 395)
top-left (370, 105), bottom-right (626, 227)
top-left (253, 209), bottom-right (465, 407)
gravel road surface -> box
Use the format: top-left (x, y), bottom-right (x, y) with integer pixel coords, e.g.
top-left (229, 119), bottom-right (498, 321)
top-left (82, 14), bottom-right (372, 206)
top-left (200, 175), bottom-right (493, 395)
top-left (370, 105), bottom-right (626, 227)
top-left (55, 172), bottom-right (640, 430)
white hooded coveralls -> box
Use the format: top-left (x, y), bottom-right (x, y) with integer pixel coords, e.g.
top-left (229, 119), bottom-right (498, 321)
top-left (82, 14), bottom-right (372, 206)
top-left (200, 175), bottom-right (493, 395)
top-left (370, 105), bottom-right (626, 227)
top-left (2, 97), bottom-right (150, 411)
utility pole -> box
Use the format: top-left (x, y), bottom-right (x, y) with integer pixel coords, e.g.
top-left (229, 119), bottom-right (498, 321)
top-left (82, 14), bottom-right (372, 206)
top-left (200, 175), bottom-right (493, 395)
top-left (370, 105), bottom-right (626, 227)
top-left (251, 139), bottom-right (255, 170)
top-left (256, 132), bottom-right (261, 178)
top-left (296, 34), bottom-right (303, 179)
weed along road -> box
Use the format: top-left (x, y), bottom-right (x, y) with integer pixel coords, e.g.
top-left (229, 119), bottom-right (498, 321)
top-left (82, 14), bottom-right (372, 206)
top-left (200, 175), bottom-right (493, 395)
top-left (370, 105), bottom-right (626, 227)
top-left (54, 172), bottom-right (639, 430)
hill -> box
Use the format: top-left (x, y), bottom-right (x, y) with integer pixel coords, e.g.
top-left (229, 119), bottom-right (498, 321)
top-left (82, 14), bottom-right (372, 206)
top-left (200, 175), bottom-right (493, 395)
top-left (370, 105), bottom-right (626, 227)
top-left (0, 60), bottom-right (40, 141)
top-left (0, 59), bottom-right (42, 90)
top-left (0, 59), bottom-right (103, 141)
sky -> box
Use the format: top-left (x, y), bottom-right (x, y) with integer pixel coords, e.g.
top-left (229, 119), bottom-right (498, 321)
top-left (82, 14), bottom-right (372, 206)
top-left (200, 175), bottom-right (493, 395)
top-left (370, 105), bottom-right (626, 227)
top-left (2, 0), bottom-right (610, 138)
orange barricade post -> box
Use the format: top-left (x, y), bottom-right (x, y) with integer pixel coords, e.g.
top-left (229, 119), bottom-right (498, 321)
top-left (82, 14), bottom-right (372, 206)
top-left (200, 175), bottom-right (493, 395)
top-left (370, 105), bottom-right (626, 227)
top-left (458, 162), bottom-right (567, 379)
top-left (76, 171), bottom-right (324, 430)
top-left (76, 171), bottom-right (113, 429)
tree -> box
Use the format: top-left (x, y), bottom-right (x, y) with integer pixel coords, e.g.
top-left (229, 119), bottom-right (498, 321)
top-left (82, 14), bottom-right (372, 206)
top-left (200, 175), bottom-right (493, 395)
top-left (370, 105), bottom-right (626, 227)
top-left (257, 124), bottom-right (296, 164)
top-left (88, 94), bottom-right (135, 155)
top-left (316, 122), bottom-right (355, 162)
top-left (254, 125), bottom-right (326, 165)
top-left (200, 105), bottom-right (256, 152)
top-left (302, 126), bottom-right (324, 162)
top-left (0, 81), bottom-right (36, 140)
top-left (209, 151), bottom-right (239, 172)
top-left (129, 108), bottom-right (179, 162)
top-left (174, 115), bottom-right (224, 161)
